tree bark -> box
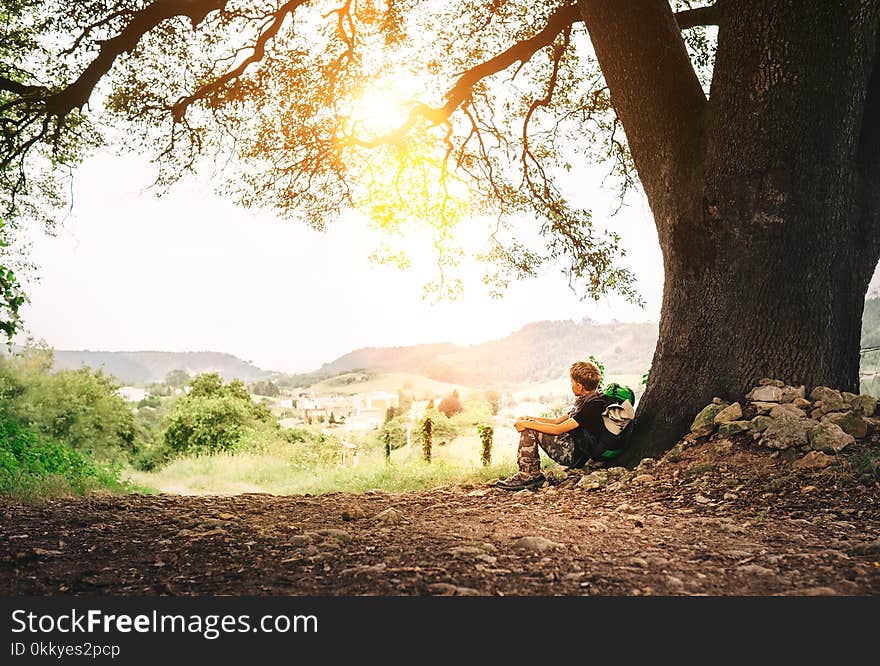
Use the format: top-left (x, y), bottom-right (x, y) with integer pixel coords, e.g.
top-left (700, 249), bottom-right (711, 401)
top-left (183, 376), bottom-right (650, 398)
top-left (580, 0), bottom-right (880, 461)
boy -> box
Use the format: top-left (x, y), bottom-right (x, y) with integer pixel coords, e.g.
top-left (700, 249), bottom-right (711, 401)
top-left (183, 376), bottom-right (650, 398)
top-left (497, 360), bottom-right (621, 491)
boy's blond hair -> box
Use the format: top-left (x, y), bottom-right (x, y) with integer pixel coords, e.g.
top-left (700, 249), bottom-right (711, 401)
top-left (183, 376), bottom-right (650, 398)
top-left (570, 361), bottom-right (601, 390)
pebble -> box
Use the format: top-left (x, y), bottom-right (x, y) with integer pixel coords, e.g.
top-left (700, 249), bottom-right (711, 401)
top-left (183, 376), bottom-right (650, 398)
top-left (373, 508), bottom-right (404, 525)
top-left (314, 528), bottom-right (352, 543)
top-left (511, 536), bottom-right (563, 553)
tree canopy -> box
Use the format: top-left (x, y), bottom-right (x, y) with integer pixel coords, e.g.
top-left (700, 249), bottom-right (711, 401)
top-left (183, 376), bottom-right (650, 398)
top-left (0, 0), bottom-right (720, 314)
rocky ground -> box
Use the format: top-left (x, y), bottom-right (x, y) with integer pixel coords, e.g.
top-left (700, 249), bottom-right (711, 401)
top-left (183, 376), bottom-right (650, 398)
top-left (2, 380), bottom-right (880, 596)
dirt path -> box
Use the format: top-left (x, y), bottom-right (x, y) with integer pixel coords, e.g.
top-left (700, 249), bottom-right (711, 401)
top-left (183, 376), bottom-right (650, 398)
top-left (3, 459), bottom-right (880, 595)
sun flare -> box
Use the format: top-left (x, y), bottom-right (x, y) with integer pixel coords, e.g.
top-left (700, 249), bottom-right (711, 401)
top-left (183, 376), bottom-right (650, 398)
top-left (344, 76), bottom-right (418, 140)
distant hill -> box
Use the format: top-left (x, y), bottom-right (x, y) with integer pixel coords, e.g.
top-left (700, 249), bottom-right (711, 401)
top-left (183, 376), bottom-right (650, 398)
top-left (318, 343), bottom-right (459, 376)
top-left (48, 350), bottom-right (270, 385)
top-left (316, 297), bottom-right (880, 388)
top-left (314, 319), bottom-right (658, 387)
top-left (34, 298), bottom-right (880, 389)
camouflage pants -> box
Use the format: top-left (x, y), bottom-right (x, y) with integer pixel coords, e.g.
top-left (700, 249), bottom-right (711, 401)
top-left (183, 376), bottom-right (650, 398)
top-left (517, 429), bottom-right (587, 475)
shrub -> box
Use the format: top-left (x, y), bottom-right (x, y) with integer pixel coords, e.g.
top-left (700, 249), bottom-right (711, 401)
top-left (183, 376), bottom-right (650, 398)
top-left (0, 418), bottom-right (122, 497)
top-left (163, 373), bottom-right (274, 456)
top-left (0, 354), bottom-right (140, 464)
top-left (437, 390), bottom-right (464, 418)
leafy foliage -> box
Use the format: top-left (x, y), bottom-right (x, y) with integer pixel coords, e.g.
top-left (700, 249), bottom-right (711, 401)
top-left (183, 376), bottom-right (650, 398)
top-left (0, 418), bottom-right (123, 497)
top-left (164, 369), bottom-right (190, 388)
top-left (437, 390), bottom-right (464, 418)
top-left (250, 379), bottom-right (280, 396)
top-left (0, 346), bottom-right (140, 463)
top-left (163, 372), bottom-right (273, 455)
top-left (0, 1), bottom-right (721, 306)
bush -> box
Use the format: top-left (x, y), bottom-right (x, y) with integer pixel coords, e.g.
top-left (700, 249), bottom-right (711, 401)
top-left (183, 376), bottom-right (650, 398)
top-left (0, 352), bottom-right (141, 464)
top-left (0, 418), bottom-right (122, 497)
top-left (251, 380), bottom-right (280, 397)
top-left (163, 373), bottom-right (274, 456)
top-left (437, 390), bottom-right (464, 418)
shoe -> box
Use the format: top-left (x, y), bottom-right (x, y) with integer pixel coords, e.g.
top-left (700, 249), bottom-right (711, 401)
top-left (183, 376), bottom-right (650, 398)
top-left (497, 472), bottom-right (545, 491)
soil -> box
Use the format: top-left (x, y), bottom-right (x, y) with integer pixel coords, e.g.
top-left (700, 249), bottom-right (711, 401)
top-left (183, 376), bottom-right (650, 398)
top-left (2, 434), bottom-right (880, 596)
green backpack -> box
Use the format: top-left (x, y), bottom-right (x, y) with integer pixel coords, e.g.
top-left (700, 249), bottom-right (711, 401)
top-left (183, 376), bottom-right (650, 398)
top-left (603, 382), bottom-right (636, 405)
top-left (598, 383), bottom-right (636, 460)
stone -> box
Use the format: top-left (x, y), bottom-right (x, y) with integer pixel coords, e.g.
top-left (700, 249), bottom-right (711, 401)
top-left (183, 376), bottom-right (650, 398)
top-left (758, 378), bottom-right (785, 387)
top-left (718, 421), bottom-right (751, 436)
top-left (666, 575), bottom-right (685, 589)
top-left (752, 402), bottom-right (776, 415)
top-left (809, 422), bottom-right (855, 453)
top-left (750, 415), bottom-right (775, 432)
top-left (714, 402), bottom-right (743, 424)
top-left (545, 464), bottom-right (580, 483)
top-left (606, 467), bottom-right (627, 478)
top-left (748, 385), bottom-right (783, 402)
top-left (577, 471), bottom-right (608, 489)
top-left (341, 506), bottom-right (367, 521)
top-left (761, 417), bottom-right (810, 450)
top-left (690, 402), bottom-right (728, 436)
top-left (792, 450), bottom-right (835, 470)
top-left (780, 385), bottom-right (806, 403)
top-left (842, 391), bottom-right (858, 403)
top-left (427, 583), bottom-right (481, 596)
top-left (314, 528), bottom-right (352, 543)
top-left (769, 403), bottom-right (806, 420)
top-left (712, 397), bottom-right (724, 404)
top-left (373, 508), bottom-right (405, 525)
top-left (737, 564), bottom-right (774, 576)
top-left (851, 394), bottom-right (878, 417)
top-left (512, 536), bottom-right (563, 553)
top-left (810, 407), bottom-right (824, 420)
top-left (630, 474), bottom-right (655, 485)
top-left (793, 397), bottom-right (812, 410)
top-left (809, 386), bottom-right (847, 412)
top-left (821, 411), bottom-right (868, 439)
top-left (694, 494), bottom-right (711, 504)
top-left (446, 546), bottom-right (488, 558)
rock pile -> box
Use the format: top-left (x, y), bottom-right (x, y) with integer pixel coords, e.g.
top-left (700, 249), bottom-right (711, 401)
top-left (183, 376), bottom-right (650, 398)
top-left (689, 379), bottom-right (878, 460)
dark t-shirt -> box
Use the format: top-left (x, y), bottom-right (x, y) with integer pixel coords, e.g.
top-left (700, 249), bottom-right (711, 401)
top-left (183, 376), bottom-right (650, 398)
top-left (568, 393), bottom-right (619, 444)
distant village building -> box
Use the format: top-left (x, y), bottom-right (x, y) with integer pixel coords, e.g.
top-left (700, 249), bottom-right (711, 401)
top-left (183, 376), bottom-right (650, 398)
top-left (117, 386), bottom-right (146, 403)
top-left (353, 391), bottom-right (399, 416)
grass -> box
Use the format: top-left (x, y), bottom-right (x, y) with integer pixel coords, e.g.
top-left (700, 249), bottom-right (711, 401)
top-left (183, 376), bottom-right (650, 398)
top-left (1, 471), bottom-right (146, 501)
top-left (128, 433), bottom-right (520, 495)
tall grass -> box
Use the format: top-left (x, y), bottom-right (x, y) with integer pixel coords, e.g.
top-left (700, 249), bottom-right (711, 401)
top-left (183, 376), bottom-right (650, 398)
top-left (128, 434), bottom-right (520, 495)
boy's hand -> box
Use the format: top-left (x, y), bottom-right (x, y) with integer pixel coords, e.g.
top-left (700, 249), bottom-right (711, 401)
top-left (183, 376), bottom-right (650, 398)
top-left (514, 419), bottom-right (529, 432)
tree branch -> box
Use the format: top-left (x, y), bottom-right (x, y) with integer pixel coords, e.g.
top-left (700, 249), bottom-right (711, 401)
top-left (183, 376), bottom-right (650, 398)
top-left (171, 0), bottom-right (307, 120)
top-left (0, 77), bottom-right (44, 96)
top-left (345, 3), bottom-right (580, 148)
top-left (675, 1), bottom-right (728, 29)
top-left (34, 0), bottom-right (229, 119)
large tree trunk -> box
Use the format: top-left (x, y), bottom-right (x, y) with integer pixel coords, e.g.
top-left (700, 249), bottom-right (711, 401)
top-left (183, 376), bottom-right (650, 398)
top-left (579, 0), bottom-right (880, 461)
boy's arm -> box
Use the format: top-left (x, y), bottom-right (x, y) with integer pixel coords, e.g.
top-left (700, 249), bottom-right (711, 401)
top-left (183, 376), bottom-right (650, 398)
top-left (517, 417), bottom-right (579, 435)
top-left (520, 415), bottom-right (567, 424)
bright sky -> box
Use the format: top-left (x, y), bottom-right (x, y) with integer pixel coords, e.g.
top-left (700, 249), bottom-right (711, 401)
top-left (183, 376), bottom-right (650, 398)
top-left (17, 150), bottom-right (665, 374)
